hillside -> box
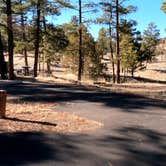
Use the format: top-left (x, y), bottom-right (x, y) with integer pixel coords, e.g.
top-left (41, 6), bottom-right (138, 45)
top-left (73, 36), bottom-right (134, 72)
top-left (13, 52), bottom-right (165, 83)
top-left (135, 54), bottom-right (166, 83)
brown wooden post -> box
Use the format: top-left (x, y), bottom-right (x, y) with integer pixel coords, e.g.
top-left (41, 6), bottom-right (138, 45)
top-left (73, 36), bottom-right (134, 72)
top-left (0, 90), bottom-right (7, 118)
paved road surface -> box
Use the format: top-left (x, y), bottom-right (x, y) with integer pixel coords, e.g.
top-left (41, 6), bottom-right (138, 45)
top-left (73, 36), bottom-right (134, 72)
top-left (1, 81), bottom-right (166, 166)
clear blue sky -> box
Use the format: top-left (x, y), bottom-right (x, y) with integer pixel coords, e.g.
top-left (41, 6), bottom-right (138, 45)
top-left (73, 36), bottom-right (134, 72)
top-left (127, 0), bottom-right (166, 38)
top-left (51, 0), bottom-right (166, 39)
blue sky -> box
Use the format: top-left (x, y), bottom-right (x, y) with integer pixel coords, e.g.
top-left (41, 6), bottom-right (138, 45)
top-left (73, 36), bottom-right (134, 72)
top-left (52, 0), bottom-right (166, 39)
top-left (127, 0), bottom-right (166, 38)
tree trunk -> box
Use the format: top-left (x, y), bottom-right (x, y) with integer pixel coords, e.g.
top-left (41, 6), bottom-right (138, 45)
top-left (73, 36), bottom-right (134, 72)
top-left (38, 54), bottom-right (41, 72)
top-left (115, 0), bottom-right (120, 84)
top-left (0, 90), bottom-right (7, 118)
top-left (46, 59), bottom-right (51, 75)
top-left (42, 15), bottom-right (47, 73)
top-left (34, 0), bottom-right (41, 77)
top-left (108, 5), bottom-right (115, 84)
top-left (0, 32), bottom-right (7, 79)
top-left (6, 0), bottom-right (14, 80)
top-left (123, 69), bottom-right (126, 82)
top-left (131, 69), bottom-right (134, 78)
top-left (78, 0), bottom-right (83, 81)
top-left (20, 0), bottom-right (29, 74)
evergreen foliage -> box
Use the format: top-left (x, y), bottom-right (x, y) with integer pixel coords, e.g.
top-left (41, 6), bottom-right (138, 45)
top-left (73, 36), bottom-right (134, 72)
top-left (141, 22), bottom-right (160, 63)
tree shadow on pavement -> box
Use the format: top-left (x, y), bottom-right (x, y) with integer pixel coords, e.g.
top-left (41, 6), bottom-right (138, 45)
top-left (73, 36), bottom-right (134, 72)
top-left (0, 132), bottom-right (108, 166)
top-left (0, 132), bottom-right (55, 166)
top-left (0, 126), bottom-right (165, 166)
top-left (4, 82), bottom-right (166, 112)
top-left (95, 126), bottom-right (166, 166)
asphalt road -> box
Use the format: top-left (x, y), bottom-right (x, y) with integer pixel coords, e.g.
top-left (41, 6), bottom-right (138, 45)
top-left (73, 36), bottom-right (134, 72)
top-left (1, 81), bottom-right (166, 166)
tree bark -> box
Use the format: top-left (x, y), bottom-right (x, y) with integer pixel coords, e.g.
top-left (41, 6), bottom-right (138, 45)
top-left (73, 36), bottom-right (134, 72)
top-left (109, 4), bottom-right (115, 84)
top-left (34, 0), bottom-right (41, 77)
top-left (46, 59), bottom-right (51, 75)
top-left (0, 32), bottom-right (7, 79)
top-left (115, 0), bottom-right (120, 84)
top-left (0, 90), bottom-right (7, 118)
top-left (78, 0), bottom-right (83, 81)
top-left (20, 0), bottom-right (29, 74)
top-left (6, 0), bottom-right (14, 80)
top-left (131, 69), bottom-right (134, 78)
top-left (42, 15), bottom-right (47, 73)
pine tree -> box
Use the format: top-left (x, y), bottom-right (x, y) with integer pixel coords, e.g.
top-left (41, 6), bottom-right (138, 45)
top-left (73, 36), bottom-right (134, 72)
top-left (97, 1), bottom-right (116, 83)
top-left (14, 0), bottom-right (31, 74)
top-left (161, 1), bottom-right (166, 14)
top-left (0, 31), bottom-right (7, 79)
top-left (97, 0), bottom-right (137, 83)
top-left (62, 21), bottom-right (96, 79)
top-left (96, 28), bottom-right (109, 80)
top-left (7, 0), bottom-right (14, 79)
top-left (78, 0), bottom-right (83, 81)
top-left (0, 0), bottom-right (15, 79)
top-left (77, 0), bottom-right (97, 81)
top-left (120, 33), bottom-right (137, 78)
top-left (27, 0), bottom-right (73, 77)
top-left (141, 22), bottom-right (160, 63)
top-left (120, 20), bottom-right (142, 78)
top-left (41, 24), bottom-right (68, 74)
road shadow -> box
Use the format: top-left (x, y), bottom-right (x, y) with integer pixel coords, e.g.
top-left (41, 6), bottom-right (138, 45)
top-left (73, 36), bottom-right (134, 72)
top-left (0, 132), bottom-right (108, 166)
top-left (0, 132), bottom-right (55, 166)
top-left (95, 126), bottom-right (166, 166)
top-left (3, 82), bottom-right (166, 113)
top-left (0, 126), bottom-right (165, 166)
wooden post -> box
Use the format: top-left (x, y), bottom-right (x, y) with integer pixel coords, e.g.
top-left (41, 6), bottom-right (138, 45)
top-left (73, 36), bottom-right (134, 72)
top-left (0, 90), bottom-right (7, 118)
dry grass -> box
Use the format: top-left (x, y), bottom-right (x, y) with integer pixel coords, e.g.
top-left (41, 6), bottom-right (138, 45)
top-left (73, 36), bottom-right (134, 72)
top-left (0, 102), bottom-right (103, 133)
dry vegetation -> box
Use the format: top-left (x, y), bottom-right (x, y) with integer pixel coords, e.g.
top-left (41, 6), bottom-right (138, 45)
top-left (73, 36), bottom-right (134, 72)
top-left (13, 54), bottom-right (166, 100)
top-left (0, 102), bottom-right (103, 133)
